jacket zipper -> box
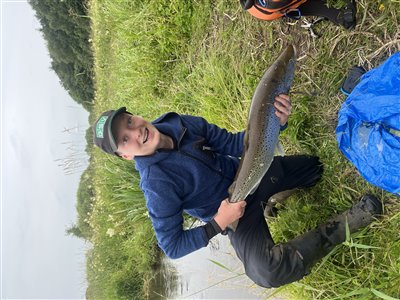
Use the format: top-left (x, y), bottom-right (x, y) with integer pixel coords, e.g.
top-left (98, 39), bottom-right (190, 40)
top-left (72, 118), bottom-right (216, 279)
top-left (160, 126), bottom-right (234, 181)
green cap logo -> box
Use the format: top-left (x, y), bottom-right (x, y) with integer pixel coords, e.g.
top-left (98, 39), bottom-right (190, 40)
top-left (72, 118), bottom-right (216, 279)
top-left (95, 116), bottom-right (108, 138)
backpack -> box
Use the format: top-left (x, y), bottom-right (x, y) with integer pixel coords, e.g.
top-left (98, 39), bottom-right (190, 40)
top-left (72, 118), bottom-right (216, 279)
top-left (240, 0), bottom-right (308, 21)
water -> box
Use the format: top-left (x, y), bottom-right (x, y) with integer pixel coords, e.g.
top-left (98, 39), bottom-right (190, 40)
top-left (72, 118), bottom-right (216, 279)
top-left (149, 235), bottom-right (285, 299)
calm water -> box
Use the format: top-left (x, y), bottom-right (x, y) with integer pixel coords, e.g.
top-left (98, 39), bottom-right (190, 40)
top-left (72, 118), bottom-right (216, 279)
top-left (149, 235), bottom-right (285, 299)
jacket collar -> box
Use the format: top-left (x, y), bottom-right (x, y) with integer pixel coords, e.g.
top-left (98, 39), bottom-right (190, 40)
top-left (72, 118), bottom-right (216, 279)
top-left (152, 112), bottom-right (186, 147)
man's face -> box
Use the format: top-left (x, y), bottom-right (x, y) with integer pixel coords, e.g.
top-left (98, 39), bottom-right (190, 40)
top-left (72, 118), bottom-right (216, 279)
top-left (112, 113), bottom-right (161, 160)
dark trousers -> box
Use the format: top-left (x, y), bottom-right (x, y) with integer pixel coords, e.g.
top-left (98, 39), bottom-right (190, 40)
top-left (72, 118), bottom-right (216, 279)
top-left (228, 155), bottom-right (323, 288)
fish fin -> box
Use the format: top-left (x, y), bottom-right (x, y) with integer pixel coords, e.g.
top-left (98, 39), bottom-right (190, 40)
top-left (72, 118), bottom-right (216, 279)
top-left (274, 140), bottom-right (285, 156)
top-left (249, 178), bottom-right (262, 195)
top-left (228, 220), bottom-right (239, 232)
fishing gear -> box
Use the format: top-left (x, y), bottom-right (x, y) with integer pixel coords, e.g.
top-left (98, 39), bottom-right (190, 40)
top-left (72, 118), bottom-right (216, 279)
top-left (300, 17), bottom-right (325, 39)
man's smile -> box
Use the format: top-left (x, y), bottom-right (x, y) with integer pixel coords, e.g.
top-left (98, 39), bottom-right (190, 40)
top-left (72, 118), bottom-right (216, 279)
top-left (143, 128), bottom-right (149, 144)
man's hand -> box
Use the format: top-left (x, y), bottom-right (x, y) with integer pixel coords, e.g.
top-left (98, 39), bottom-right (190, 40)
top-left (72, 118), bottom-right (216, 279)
top-left (213, 199), bottom-right (247, 230)
top-left (274, 94), bottom-right (292, 126)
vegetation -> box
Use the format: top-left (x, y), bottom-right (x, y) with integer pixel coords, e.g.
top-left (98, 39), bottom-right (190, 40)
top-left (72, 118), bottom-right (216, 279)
top-left (66, 167), bottom-right (95, 239)
top-left (74, 0), bottom-right (400, 298)
top-left (29, 0), bottom-right (95, 110)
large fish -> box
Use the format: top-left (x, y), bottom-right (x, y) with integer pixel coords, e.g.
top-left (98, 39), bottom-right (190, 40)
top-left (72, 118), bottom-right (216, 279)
top-left (228, 44), bottom-right (297, 231)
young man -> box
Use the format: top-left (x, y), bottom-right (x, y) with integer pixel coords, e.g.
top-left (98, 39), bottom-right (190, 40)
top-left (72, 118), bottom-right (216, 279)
top-left (93, 94), bottom-right (382, 288)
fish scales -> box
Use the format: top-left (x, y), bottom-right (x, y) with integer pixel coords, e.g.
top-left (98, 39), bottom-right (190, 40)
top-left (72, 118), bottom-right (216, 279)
top-left (228, 45), bottom-right (296, 229)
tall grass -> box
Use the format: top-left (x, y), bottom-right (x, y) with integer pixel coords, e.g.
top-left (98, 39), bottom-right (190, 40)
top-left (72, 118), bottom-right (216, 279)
top-left (85, 0), bottom-right (400, 298)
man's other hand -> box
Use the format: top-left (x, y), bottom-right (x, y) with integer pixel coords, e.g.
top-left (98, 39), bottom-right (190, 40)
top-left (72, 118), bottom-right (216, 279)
top-left (274, 94), bottom-right (292, 126)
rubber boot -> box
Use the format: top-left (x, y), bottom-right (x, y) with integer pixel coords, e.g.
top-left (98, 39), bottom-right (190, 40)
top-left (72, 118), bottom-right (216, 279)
top-left (287, 194), bottom-right (382, 272)
top-left (340, 65), bottom-right (366, 95)
top-left (264, 189), bottom-right (297, 218)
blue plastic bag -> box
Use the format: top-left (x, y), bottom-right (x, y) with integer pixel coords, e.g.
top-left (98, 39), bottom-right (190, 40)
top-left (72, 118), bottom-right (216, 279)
top-left (336, 52), bottom-right (400, 195)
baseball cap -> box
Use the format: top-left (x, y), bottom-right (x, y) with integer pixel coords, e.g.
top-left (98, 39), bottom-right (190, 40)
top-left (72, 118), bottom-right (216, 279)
top-left (93, 107), bottom-right (127, 156)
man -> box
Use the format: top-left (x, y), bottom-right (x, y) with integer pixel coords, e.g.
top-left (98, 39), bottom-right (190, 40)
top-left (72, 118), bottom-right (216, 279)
top-left (93, 94), bottom-right (382, 288)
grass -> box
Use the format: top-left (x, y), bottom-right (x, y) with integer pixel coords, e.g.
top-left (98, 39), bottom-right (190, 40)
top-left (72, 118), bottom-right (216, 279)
top-left (83, 0), bottom-right (400, 298)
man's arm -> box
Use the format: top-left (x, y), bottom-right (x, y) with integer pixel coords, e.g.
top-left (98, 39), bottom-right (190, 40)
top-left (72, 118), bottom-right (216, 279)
top-left (144, 180), bottom-right (247, 259)
top-left (144, 179), bottom-right (214, 259)
top-left (183, 94), bottom-right (292, 156)
top-left (182, 114), bottom-right (245, 157)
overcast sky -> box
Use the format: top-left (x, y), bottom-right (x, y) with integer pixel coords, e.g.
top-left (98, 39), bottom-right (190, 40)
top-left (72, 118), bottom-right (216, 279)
top-left (2, 1), bottom-right (88, 298)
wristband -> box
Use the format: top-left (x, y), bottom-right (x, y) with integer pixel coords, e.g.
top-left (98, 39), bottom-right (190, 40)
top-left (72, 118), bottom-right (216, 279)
top-left (203, 218), bottom-right (223, 241)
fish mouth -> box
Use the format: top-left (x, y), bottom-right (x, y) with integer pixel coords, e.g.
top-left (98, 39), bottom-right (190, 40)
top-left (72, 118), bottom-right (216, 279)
top-left (143, 128), bottom-right (149, 144)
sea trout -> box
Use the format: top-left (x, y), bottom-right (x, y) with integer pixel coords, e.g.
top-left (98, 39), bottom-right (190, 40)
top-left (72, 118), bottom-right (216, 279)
top-left (228, 44), bottom-right (297, 231)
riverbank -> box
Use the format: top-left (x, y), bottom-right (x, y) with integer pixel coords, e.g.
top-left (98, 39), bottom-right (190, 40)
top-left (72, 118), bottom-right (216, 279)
top-left (85, 0), bottom-right (400, 299)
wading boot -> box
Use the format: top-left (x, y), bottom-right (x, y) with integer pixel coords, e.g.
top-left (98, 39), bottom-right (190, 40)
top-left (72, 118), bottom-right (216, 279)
top-left (287, 194), bottom-right (382, 273)
top-left (264, 189), bottom-right (297, 218)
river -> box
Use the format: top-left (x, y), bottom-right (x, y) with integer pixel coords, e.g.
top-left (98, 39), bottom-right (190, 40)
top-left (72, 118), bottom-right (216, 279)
top-left (149, 234), bottom-right (286, 299)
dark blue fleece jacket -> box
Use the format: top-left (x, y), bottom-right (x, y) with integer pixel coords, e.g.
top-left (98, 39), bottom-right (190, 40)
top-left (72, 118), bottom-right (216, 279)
top-left (134, 112), bottom-right (244, 259)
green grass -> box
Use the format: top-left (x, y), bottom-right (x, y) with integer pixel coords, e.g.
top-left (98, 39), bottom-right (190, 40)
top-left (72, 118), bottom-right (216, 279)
top-left (83, 0), bottom-right (400, 298)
